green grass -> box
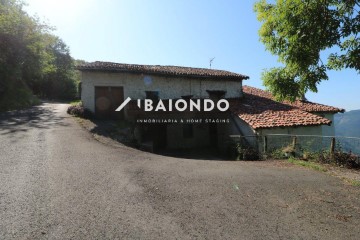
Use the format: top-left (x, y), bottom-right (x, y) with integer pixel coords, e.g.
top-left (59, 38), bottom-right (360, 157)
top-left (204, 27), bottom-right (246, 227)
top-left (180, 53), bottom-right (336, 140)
top-left (288, 157), bottom-right (327, 172)
top-left (349, 179), bottom-right (360, 187)
top-left (69, 100), bottom-right (81, 106)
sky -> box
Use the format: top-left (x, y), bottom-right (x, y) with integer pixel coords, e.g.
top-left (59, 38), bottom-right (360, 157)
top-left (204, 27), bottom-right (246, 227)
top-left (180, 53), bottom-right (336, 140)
top-left (24, 0), bottom-right (359, 111)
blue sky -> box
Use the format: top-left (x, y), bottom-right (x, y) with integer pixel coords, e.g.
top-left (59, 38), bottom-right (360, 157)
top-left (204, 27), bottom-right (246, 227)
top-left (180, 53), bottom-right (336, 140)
top-left (25, 0), bottom-right (359, 111)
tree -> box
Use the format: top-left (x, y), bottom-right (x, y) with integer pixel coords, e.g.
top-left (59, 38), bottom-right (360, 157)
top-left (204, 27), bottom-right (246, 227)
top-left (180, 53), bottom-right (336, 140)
top-left (37, 34), bottom-right (77, 99)
top-left (0, 0), bottom-right (78, 110)
top-left (254, 0), bottom-right (359, 101)
top-left (0, 0), bottom-right (48, 109)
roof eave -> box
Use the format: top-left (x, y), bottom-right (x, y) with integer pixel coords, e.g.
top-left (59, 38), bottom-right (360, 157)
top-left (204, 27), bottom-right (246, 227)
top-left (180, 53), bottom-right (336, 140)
top-left (252, 122), bottom-right (331, 130)
top-left (310, 109), bottom-right (345, 114)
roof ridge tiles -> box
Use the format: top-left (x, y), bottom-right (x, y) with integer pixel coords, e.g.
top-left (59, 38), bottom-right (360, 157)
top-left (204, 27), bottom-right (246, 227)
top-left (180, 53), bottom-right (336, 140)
top-left (77, 61), bottom-right (249, 80)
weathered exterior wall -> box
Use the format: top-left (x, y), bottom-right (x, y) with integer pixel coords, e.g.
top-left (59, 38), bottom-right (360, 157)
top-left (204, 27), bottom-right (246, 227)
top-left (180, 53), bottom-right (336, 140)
top-left (228, 116), bottom-right (258, 148)
top-left (167, 123), bottom-right (210, 149)
top-left (228, 116), bottom-right (325, 153)
top-left (231, 116), bottom-right (256, 136)
top-left (257, 125), bottom-right (323, 136)
top-left (80, 71), bottom-right (335, 151)
top-left (81, 71), bottom-right (243, 113)
top-left (313, 113), bottom-right (335, 136)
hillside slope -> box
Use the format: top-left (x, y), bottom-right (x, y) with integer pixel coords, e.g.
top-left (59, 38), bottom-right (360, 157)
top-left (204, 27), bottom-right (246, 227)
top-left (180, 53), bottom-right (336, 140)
top-left (335, 110), bottom-right (360, 137)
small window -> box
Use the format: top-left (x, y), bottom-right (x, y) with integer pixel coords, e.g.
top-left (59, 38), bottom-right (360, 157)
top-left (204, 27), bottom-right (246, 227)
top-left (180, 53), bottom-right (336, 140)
top-left (206, 90), bottom-right (226, 99)
top-left (145, 91), bottom-right (159, 100)
top-left (183, 124), bottom-right (193, 138)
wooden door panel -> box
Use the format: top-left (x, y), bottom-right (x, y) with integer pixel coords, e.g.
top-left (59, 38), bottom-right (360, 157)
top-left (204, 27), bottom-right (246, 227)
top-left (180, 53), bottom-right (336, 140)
top-left (95, 87), bottom-right (124, 119)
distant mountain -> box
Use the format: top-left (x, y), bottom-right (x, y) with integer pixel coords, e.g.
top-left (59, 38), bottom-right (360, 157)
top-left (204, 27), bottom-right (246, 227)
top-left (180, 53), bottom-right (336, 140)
top-left (335, 110), bottom-right (360, 137)
top-left (334, 110), bottom-right (360, 155)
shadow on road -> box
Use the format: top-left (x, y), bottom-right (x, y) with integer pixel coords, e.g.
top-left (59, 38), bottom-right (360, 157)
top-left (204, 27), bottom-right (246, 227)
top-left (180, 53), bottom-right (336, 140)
top-left (0, 103), bottom-right (69, 135)
top-left (156, 148), bottom-right (229, 161)
top-left (79, 117), bottom-right (228, 161)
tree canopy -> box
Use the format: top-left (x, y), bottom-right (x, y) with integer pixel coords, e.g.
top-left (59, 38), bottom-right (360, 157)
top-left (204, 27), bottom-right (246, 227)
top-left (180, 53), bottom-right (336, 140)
top-left (0, 0), bottom-right (79, 111)
top-left (254, 0), bottom-right (359, 101)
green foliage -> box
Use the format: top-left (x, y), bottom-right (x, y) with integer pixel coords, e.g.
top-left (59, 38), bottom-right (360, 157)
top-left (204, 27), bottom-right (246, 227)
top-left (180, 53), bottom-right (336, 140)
top-left (0, 79), bottom-right (40, 111)
top-left (269, 148), bottom-right (286, 159)
top-left (301, 149), bottom-right (321, 161)
top-left (254, 0), bottom-right (360, 101)
top-left (227, 141), bottom-right (260, 161)
top-left (0, 0), bottom-right (79, 111)
top-left (69, 100), bottom-right (82, 106)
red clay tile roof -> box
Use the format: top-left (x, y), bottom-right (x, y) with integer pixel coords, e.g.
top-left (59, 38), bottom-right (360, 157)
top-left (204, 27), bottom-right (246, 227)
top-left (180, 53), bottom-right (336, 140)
top-left (243, 86), bottom-right (344, 113)
top-left (77, 61), bottom-right (249, 81)
top-left (229, 93), bottom-right (332, 129)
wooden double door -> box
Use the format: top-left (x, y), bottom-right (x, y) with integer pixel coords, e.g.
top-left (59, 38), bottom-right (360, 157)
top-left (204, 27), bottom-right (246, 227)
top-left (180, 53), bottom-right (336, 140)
top-left (95, 86), bottom-right (124, 119)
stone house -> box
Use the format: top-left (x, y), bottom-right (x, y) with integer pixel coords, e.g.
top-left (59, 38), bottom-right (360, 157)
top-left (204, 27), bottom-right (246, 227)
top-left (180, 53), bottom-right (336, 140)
top-left (77, 61), bottom-right (343, 152)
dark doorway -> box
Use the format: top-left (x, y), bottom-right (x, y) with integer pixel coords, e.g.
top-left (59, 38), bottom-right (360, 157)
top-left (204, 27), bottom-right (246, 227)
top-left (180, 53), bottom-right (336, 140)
top-left (209, 123), bottom-right (218, 148)
top-left (95, 86), bottom-right (124, 119)
top-left (153, 124), bottom-right (167, 151)
top-left (141, 123), bottom-right (167, 152)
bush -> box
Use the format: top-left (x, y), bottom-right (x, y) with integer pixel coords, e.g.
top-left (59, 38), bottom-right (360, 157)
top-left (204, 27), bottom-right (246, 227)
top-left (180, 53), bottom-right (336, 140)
top-left (227, 141), bottom-right (260, 161)
top-left (239, 146), bottom-right (260, 160)
top-left (269, 148), bottom-right (286, 159)
top-left (0, 81), bottom-right (40, 111)
top-left (334, 151), bottom-right (360, 169)
top-left (67, 102), bottom-right (92, 119)
top-left (313, 150), bottom-right (360, 169)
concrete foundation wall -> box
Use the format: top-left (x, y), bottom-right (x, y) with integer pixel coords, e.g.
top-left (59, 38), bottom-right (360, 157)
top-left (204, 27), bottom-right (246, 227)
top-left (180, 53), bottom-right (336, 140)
top-left (313, 113), bottom-right (335, 136)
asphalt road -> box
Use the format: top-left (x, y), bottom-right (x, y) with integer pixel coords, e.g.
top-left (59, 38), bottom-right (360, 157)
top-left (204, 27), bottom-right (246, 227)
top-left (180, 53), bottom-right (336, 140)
top-left (0, 103), bottom-right (359, 240)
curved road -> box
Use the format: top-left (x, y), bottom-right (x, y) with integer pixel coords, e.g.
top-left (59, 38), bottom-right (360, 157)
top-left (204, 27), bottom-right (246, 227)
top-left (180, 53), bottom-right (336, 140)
top-left (0, 103), bottom-right (359, 239)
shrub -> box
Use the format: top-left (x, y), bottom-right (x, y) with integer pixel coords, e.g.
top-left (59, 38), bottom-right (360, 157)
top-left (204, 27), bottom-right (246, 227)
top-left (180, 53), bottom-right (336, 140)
top-left (69, 100), bottom-right (81, 106)
top-left (239, 146), bottom-right (260, 160)
top-left (301, 149), bottom-right (325, 162)
top-left (269, 148), bottom-right (286, 159)
top-left (226, 141), bottom-right (260, 160)
top-left (282, 144), bottom-right (296, 157)
top-left (333, 151), bottom-right (360, 169)
top-left (67, 102), bottom-right (92, 119)
top-left (313, 150), bottom-right (360, 169)
top-left (0, 82), bottom-right (40, 111)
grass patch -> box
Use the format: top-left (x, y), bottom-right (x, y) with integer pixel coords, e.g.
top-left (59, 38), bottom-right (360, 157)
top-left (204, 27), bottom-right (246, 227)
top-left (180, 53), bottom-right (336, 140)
top-left (288, 157), bottom-right (327, 172)
top-left (349, 179), bottom-right (360, 187)
top-left (69, 100), bottom-right (81, 106)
